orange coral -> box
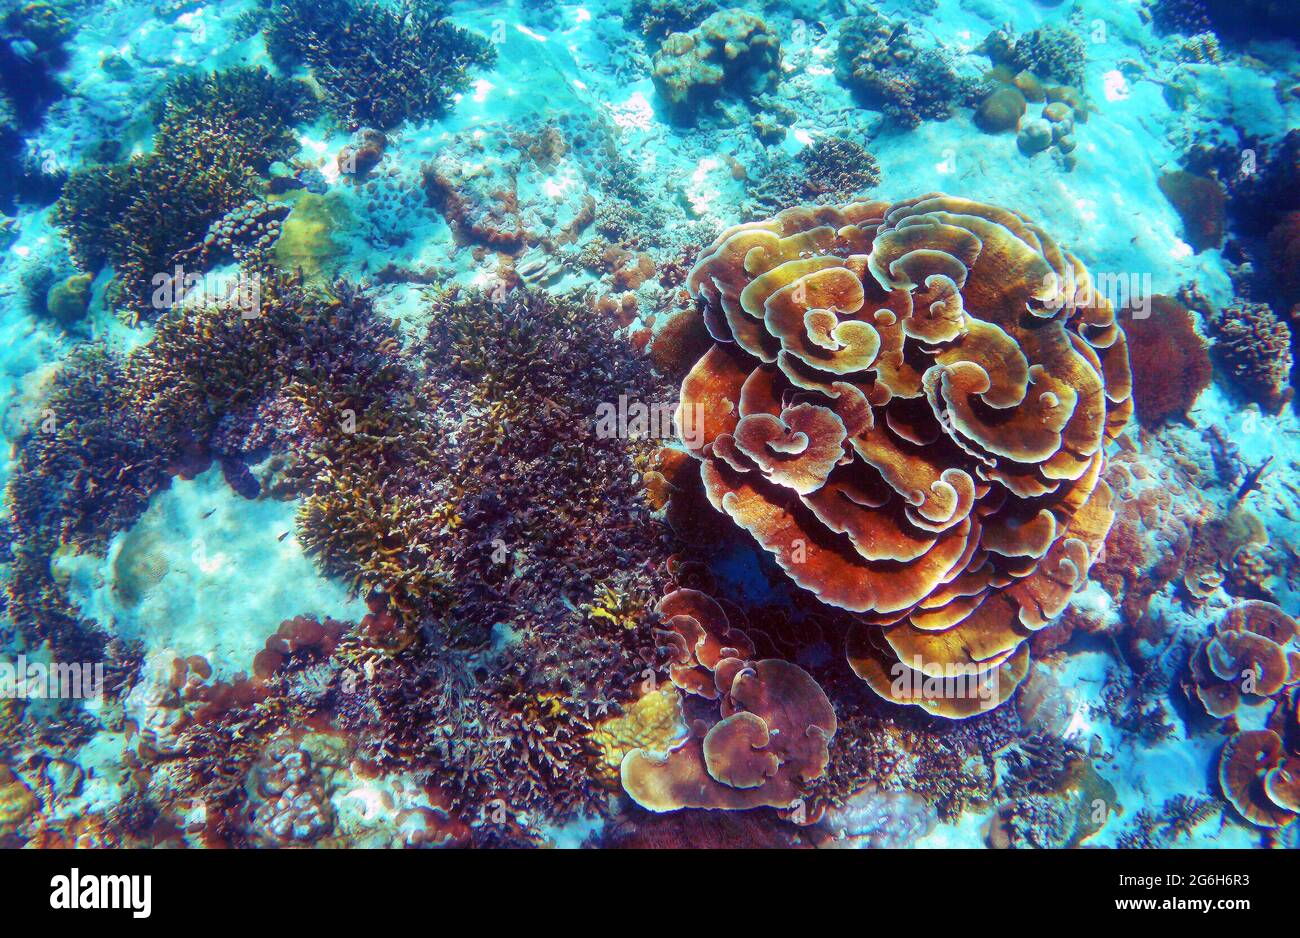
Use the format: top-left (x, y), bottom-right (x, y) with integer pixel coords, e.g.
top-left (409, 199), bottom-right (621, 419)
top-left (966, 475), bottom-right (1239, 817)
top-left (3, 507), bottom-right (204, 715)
top-left (672, 195), bottom-right (1133, 718)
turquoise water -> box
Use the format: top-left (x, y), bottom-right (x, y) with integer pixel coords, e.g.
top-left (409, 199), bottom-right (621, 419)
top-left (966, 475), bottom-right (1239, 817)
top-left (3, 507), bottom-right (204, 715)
top-left (0, 0), bottom-right (1297, 849)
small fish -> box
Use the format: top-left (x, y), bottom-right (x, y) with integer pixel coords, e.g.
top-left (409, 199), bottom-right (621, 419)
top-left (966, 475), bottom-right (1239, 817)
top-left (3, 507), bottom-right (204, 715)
top-left (1235, 455), bottom-right (1273, 503)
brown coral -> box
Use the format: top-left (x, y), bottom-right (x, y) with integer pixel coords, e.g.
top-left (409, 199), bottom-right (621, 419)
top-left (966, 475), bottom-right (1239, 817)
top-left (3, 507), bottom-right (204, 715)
top-left (1122, 295), bottom-right (1212, 428)
top-left (672, 195), bottom-right (1133, 718)
top-left (621, 589), bottom-right (836, 813)
top-left (1158, 170), bottom-right (1226, 253)
top-left (651, 10), bottom-right (781, 124)
top-left (1212, 300), bottom-right (1294, 412)
top-left (1219, 729), bottom-right (1299, 828)
top-left (1185, 601), bottom-right (1300, 719)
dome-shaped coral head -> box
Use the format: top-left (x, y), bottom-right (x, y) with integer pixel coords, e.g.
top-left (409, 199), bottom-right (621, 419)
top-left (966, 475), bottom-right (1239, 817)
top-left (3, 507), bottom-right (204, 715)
top-left (676, 195), bottom-right (1134, 719)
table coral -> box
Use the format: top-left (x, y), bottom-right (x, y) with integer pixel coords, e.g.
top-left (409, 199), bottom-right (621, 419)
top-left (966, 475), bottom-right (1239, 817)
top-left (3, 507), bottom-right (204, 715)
top-left (672, 195), bottom-right (1133, 719)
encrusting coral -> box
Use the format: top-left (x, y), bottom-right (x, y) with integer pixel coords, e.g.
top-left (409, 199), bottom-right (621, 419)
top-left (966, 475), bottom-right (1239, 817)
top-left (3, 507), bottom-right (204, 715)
top-left (671, 194), bottom-right (1133, 719)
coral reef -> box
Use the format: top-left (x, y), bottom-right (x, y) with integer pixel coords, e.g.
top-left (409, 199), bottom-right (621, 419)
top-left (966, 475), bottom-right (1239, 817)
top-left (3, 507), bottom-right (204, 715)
top-left (54, 67), bottom-right (314, 319)
top-left (1122, 295), bottom-right (1212, 427)
top-left (650, 9), bottom-right (781, 124)
top-left (1219, 727), bottom-right (1298, 828)
top-left (979, 25), bottom-right (1086, 90)
top-left (1184, 601), bottom-right (1299, 719)
top-left (837, 13), bottom-right (972, 128)
top-left (672, 195), bottom-right (1132, 718)
top-left (621, 590), bottom-right (836, 814)
top-left (1158, 170), bottom-right (1227, 253)
top-left (265, 0), bottom-right (495, 130)
top-left (1210, 299), bottom-right (1294, 412)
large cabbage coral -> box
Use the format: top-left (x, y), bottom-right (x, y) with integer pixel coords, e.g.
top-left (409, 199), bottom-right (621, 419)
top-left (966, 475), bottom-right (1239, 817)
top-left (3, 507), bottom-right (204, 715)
top-left (674, 195), bottom-right (1133, 718)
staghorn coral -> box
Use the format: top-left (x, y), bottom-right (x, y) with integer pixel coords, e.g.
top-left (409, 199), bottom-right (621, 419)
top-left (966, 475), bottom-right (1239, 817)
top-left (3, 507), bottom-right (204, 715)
top-left (798, 137), bottom-right (882, 202)
top-left (54, 66), bottom-right (313, 319)
top-left (650, 9), bottom-right (781, 125)
top-left (5, 271), bottom-right (408, 666)
top-left (265, 0), bottom-right (495, 131)
top-left (672, 195), bottom-right (1132, 719)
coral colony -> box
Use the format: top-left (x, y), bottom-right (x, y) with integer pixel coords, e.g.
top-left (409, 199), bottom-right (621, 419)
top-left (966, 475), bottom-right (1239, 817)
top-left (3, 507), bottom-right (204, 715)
top-left (0, 0), bottom-right (1297, 857)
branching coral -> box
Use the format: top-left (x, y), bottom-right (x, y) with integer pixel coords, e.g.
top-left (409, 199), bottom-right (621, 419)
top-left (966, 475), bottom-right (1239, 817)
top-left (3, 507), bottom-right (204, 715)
top-left (1211, 299), bottom-right (1294, 412)
top-left (5, 272), bottom-right (407, 664)
top-left (54, 67), bottom-right (313, 319)
top-left (672, 195), bottom-right (1133, 718)
top-left (265, 0), bottom-right (495, 130)
top-left (979, 25), bottom-right (1086, 90)
top-left (836, 14), bottom-right (971, 128)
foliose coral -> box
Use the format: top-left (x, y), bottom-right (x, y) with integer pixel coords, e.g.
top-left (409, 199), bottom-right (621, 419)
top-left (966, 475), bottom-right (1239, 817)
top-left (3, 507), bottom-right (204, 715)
top-left (673, 195), bottom-right (1133, 718)
top-left (1185, 601), bottom-right (1300, 719)
top-left (621, 590), bottom-right (836, 814)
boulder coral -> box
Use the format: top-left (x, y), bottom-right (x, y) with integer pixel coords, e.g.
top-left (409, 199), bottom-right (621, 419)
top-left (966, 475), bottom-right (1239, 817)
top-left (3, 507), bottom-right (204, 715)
top-left (651, 9), bottom-right (781, 124)
top-left (672, 195), bottom-right (1133, 718)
